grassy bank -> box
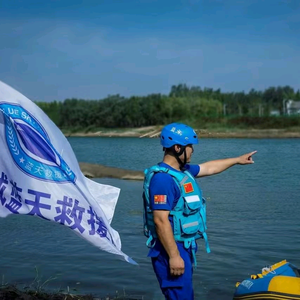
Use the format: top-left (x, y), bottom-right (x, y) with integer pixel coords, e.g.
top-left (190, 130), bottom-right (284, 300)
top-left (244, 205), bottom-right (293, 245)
top-left (0, 285), bottom-right (94, 300)
top-left (0, 269), bottom-right (143, 300)
top-left (0, 285), bottom-right (144, 300)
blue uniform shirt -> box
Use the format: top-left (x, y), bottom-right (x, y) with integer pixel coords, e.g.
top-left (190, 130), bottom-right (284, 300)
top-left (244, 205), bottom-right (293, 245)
top-left (148, 162), bottom-right (200, 257)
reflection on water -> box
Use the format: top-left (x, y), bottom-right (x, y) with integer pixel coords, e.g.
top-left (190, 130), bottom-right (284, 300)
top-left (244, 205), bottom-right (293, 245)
top-left (0, 138), bottom-right (299, 300)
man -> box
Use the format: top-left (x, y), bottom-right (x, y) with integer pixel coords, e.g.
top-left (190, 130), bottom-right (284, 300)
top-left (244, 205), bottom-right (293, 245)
top-left (143, 123), bottom-right (256, 300)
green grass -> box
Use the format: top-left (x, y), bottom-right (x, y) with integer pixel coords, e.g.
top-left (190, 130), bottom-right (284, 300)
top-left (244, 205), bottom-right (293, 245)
top-left (0, 268), bottom-right (144, 300)
top-left (0, 285), bottom-right (144, 300)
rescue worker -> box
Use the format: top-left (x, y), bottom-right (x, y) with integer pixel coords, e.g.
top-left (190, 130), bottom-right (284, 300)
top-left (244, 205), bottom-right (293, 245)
top-left (143, 123), bottom-right (257, 300)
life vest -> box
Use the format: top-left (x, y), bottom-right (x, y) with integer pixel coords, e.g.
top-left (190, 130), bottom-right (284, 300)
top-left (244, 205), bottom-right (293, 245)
top-left (143, 165), bottom-right (211, 265)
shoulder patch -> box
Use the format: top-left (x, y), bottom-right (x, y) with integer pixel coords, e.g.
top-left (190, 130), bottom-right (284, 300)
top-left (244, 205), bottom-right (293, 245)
top-left (154, 195), bottom-right (167, 204)
top-left (184, 182), bottom-right (194, 193)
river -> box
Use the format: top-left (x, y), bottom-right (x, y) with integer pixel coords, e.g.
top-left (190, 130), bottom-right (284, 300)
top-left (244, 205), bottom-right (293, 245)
top-left (1, 137), bottom-right (299, 300)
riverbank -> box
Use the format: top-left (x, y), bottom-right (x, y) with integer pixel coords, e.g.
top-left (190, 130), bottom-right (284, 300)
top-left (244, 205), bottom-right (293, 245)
top-left (0, 285), bottom-right (142, 300)
top-left (79, 162), bottom-right (143, 180)
top-left (64, 126), bottom-right (300, 138)
top-left (0, 286), bottom-right (94, 300)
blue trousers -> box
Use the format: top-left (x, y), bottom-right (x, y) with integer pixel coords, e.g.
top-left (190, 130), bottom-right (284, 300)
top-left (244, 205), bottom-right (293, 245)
top-left (151, 244), bottom-right (194, 300)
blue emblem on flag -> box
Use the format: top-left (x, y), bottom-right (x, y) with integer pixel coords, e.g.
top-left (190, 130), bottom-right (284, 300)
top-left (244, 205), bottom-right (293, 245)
top-left (0, 103), bottom-right (76, 183)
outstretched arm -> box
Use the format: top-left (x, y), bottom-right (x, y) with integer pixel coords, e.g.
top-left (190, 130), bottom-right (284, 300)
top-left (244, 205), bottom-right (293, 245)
top-left (197, 151), bottom-right (257, 177)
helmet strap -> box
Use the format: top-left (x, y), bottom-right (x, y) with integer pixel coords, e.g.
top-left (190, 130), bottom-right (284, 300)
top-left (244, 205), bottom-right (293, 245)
top-left (171, 145), bottom-right (187, 171)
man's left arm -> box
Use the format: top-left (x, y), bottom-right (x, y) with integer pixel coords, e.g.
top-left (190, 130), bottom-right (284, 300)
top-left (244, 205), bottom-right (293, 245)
top-left (197, 151), bottom-right (257, 177)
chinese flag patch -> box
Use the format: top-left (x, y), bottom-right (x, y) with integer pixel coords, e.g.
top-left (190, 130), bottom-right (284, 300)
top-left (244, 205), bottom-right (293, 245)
top-left (154, 195), bottom-right (167, 204)
top-left (184, 182), bottom-right (194, 193)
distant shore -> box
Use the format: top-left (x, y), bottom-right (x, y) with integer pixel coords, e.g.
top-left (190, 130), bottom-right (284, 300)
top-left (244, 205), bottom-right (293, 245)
top-left (64, 126), bottom-right (300, 139)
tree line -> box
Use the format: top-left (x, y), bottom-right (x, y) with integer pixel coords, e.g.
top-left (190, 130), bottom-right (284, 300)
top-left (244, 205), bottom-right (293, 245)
top-left (36, 84), bottom-right (300, 130)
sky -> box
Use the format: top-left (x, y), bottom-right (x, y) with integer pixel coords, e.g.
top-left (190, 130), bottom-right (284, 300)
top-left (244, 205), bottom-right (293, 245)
top-left (0, 0), bottom-right (299, 102)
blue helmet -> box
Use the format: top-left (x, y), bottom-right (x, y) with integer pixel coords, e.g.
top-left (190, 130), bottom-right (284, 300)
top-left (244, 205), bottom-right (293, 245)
top-left (160, 123), bottom-right (198, 148)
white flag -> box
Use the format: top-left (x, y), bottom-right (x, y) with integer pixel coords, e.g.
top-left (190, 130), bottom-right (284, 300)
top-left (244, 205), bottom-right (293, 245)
top-left (0, 80), bottom-right (137, 265)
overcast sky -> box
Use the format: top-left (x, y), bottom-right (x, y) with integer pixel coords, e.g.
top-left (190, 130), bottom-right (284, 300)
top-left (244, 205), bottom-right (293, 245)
top-left (1, 0), bottom-right (299, 101)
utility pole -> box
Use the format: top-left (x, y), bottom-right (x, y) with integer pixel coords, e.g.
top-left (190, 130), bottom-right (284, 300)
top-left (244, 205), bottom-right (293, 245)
top-left (258, 104), bottom-right (262, 117)
top-left (282, 99), bottom-right (289, 115)
top-left (223, 103), bottom-right (226, 116)
top-left (238, 105), bottom-right (242, 116)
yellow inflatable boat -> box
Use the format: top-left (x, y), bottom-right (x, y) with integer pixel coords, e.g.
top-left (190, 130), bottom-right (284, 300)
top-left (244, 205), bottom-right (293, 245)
top-left (233, 260), bottom-right (300, 299)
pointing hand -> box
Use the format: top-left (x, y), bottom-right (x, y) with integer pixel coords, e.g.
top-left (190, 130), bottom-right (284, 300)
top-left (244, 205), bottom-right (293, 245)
top-left (238, 151), bottom-right (257, 164)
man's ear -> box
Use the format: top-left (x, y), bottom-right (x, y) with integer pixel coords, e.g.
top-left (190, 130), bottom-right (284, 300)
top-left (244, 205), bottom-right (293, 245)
top-left (174, 144), bottom-right (181, 153)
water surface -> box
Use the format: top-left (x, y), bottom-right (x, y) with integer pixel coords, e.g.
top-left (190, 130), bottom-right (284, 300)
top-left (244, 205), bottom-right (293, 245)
top-left (1, 137), bottom-right (299, 300)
